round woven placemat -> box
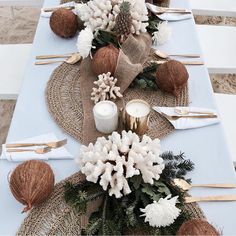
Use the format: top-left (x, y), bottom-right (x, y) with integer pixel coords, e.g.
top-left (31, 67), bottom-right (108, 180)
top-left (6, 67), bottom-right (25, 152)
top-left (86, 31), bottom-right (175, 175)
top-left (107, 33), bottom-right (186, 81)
top-left (17, 171), bottom-right (205, 236)
top-left (46, 62), bottom-right (189, 143)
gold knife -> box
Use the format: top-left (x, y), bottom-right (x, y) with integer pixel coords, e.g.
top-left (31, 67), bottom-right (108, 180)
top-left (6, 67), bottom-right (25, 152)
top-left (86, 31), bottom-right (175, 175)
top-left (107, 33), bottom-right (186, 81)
top-left (6, 139), bottom-right (67, 149)
top-left (160, 112), bottom-right (217, 121)
top-left (155, 60), bottom-right (204, 65)
top-left (43, 6), bottom-right (75, 12)
top-left (185, 195), bottom-right (236, 203)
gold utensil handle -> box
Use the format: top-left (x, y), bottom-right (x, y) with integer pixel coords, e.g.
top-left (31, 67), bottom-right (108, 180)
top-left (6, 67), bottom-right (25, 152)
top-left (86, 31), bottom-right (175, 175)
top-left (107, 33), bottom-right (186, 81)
top-left (155, 61), bottom-right (204, 65)
top-left (7, 148), bottom-right (33, 153)
top-left (157, 11), bottom-right (191, 14)
top-left (169, 54), bottom-right (200, 58)
top-left (187, 111), bottom-right (214, 115)
top-left (180, 61), bottom-right (204, 65)
top-left (192, 184), bottom-right (236, 188)
top-left (6, 143), bottom-right (47, 148)
top-left (161, 8), bottom-right (188, 11)
top-left (43, 6), bottom-right (74, 12)
top-left (36, 54), bottom-right (71, 59)
top-left (185, 195), bottom-right (236, 203)
top-left (178, 115), bottom-right (217, 119)
top-left (35, 60), bottom-right (64, 65)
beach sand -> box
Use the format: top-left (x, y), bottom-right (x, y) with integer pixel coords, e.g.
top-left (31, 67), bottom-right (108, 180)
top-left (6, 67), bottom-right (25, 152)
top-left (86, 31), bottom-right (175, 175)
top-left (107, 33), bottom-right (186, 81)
top-left (0, 7), bottom-right (236, 150)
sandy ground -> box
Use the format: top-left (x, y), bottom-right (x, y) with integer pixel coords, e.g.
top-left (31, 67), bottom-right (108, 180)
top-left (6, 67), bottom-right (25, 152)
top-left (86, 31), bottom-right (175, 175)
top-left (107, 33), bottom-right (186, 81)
top-left (0, 7), bottom-right (236, 151)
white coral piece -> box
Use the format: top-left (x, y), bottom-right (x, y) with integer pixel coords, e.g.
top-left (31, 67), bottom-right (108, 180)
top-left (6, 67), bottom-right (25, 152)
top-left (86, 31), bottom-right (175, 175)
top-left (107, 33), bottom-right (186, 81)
top-left (140, 195), bottom-right (181, 227)
top-left (152, 21), bottom-right (172, 46)
top-left (78, 130), bottom-right (164, 198)
top-left (76, 27), bottom-right (94, 59)
top-left (76, 0), bottom-right (116, 32)
top-left (91, 72), bottom-right (123, 104)
top-left (76, 0), bottom-right (149, 35)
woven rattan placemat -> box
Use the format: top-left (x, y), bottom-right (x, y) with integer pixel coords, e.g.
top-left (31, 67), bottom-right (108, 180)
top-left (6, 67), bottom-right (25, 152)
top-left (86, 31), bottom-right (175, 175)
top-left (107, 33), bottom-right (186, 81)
top-left (17, 171), bottom-right (205, 235)
top-left (45, 62), bottom-right (189, 143)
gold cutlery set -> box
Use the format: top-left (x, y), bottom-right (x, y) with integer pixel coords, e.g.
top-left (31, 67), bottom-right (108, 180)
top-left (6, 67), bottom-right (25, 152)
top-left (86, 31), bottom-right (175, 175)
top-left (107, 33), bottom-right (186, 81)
top-left (35, 50), bottom-right (203, 66)
top-left (153, 50), bottom-right (204, 65)
top-left (159, 107), bottom-right (217, 120)
top-left (6, 139), bottom-right (67, 154)
top-left (174, 178), bottom-right (236, 203)
top-left (35, 53), bottom-right (81, 65)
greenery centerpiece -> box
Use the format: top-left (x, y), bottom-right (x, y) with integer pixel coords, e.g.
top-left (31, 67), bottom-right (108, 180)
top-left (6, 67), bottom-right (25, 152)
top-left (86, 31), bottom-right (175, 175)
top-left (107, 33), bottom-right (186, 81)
top-left (64, 130), bottom-right (196, 235)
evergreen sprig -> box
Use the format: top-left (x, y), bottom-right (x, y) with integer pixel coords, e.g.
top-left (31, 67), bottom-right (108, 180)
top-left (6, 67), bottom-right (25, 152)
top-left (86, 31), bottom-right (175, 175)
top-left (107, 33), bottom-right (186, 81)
top-left (64, 181), bottom-right (105, 214)
top-left (160, 151), bottom-right (194, 184)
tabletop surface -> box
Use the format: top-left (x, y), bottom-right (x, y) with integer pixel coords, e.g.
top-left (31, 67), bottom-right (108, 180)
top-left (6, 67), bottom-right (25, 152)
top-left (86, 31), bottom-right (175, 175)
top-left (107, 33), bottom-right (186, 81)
top-left (1, 0), bottom-right (236, 234)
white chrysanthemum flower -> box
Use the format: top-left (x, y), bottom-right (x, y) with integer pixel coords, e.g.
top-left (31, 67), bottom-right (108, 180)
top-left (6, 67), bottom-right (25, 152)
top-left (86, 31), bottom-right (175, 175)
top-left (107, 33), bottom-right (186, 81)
top-left (140, 195), bottom-right (181, 227)
top-left (76, 27), bottom-right (94, 59)
top-left (152, 21), bottom-right (172, 46)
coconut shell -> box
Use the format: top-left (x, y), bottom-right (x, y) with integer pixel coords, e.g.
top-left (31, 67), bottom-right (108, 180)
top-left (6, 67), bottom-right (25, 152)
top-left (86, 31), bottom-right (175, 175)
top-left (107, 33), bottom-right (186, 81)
top-left (156, 60), bottom-right (189, 97)
top-left (9, 160), bottom-right (55, 213)
top-left (91, 44), bottom-right (119, 76)
top-left (177, 219), bottom-right (220, 236)
top-left (50, 8), bottom-right (79, 38)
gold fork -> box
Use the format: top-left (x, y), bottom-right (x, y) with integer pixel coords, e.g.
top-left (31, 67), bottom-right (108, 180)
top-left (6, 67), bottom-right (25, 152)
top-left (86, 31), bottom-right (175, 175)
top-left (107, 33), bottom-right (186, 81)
top-left (6, 139), bottom-right (67, 149)
top-left (185, 195), bottom-right (236, 203)
top-left (7, 147), bottom-right (52, 154)
top-left (161, 113), bottom-right (217, 121)
top-left (36, 52), bottom-right (77, 60)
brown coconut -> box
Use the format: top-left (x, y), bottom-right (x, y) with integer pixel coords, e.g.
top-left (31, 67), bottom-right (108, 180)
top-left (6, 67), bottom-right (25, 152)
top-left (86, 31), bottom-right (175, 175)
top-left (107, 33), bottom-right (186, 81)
top-left (9, 160), bottom-right (55, 213)
top-left (177, 219), bottom-right (220, 236)
top-left (156, 60), bottom-right (189, 97)
top-left (91, 44), bottom-right (119, 76)
top-left (50, 8), bottom-right (79, 38)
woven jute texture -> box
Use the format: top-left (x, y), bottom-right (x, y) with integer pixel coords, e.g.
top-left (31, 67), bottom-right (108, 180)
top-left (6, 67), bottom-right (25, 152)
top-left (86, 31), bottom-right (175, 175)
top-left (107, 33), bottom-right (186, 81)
top-left (17, 172), bottom-right (205, 236)
top-left (46, 34), bottom-right (189, 145)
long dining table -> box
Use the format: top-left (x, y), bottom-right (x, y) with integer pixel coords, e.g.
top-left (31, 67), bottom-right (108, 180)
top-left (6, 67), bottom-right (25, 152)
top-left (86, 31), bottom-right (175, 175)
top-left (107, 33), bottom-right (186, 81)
top-left (1, 0), bottom-right (236, 234)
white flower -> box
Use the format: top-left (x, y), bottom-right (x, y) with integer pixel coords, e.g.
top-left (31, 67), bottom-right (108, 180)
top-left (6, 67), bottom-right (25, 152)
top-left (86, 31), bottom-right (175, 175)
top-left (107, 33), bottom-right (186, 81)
top-left (152, 21), bottom-right (172, 46)
top-left (76, 27), bottom-right (94, 59)
top-left (140, 195), bottom-right (181, 227)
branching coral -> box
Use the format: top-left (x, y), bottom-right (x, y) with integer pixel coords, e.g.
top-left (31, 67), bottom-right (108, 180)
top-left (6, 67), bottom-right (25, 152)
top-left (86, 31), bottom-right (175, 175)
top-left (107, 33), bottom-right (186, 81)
top-left (91, 72), bottom-right (123, 104)
top-left (78, 131), bottom-right (164, 198)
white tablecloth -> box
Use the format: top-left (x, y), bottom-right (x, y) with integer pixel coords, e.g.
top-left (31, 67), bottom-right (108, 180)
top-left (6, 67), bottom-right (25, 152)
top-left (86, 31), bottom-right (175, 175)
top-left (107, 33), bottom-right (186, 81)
top-left (0, 0), bottom-right (236, 234)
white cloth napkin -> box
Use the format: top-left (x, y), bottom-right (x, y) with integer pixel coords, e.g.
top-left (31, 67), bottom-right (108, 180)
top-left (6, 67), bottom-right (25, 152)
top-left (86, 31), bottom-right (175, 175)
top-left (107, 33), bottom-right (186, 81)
top-left (1, 133), bottom-right (73, 162)
top-left (152, 106), bottom-right (220, 130)
top-left (146, 3), bottom-right (192, 22)
top-left (41, 1), bottom-right (76, 18)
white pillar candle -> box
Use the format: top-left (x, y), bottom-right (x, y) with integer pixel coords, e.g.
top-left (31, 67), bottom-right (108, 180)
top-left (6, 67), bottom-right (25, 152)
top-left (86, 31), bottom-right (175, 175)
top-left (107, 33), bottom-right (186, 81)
top-left (93, 101), bottom-right (119, 134)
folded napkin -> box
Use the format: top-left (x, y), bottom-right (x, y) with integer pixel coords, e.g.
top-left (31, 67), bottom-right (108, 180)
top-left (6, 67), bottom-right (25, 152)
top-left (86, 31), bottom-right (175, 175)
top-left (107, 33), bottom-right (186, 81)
top-left (152, 106), bottom-right (220, 130)
top-left (41, 1), bottom-right (76, 18)
top-left (146, 3), bottom-right (192, 22)
top-left (1, 133), bottom-right (73, 162)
